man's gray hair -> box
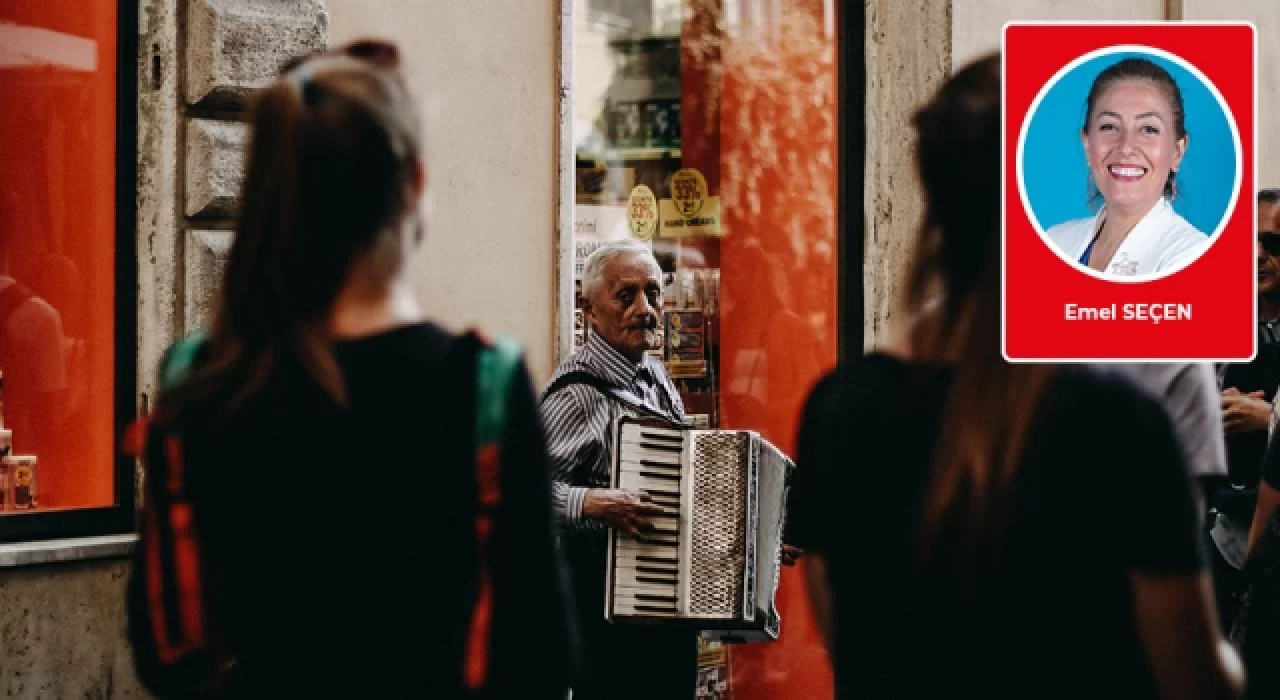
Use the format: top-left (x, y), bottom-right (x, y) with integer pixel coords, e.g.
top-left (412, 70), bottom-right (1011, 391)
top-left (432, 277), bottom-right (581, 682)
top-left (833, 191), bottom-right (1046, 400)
top-left (581, 240), bottom-right (661, 299)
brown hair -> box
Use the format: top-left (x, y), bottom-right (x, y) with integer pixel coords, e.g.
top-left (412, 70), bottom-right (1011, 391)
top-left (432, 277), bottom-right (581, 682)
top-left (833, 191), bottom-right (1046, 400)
top-left (904, 53), bottom-right (1056, 562)
top-left (168, 39), bottom-right (423, 416)
top-left (1083, 57), bottom-right (1187, 204)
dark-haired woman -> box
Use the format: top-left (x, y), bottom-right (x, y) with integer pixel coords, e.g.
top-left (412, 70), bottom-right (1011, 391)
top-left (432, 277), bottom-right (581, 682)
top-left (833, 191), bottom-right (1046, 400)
top-left (127, 40), bottom-right (573, 699)
top-left (788, 53), bottom-right (1242, 700)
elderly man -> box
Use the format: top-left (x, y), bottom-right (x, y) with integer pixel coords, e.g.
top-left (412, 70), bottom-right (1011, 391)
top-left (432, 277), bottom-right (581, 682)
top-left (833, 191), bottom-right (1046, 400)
top-left (540, 240), bottom-right (695, 700)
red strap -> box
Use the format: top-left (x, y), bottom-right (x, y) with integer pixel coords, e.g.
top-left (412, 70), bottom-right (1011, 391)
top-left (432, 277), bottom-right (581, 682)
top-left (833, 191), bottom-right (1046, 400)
top-left (464, 440), bottom-right (502, 689)
top-left (145, 436), bottom-right (211, 663)
top-left (463, 331), bottom-right (505, 691)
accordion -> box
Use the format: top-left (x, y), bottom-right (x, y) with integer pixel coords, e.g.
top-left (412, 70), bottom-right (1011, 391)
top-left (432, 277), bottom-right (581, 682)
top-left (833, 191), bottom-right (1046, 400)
top-left (603, 416), bottom-right (795, 642)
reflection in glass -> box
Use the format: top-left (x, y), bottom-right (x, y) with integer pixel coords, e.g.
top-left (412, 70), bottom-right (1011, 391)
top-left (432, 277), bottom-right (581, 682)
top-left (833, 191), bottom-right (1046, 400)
top-left (0, 2), bottom-right (118, 513)
top-left (572, 0), bottom-right (837, 696)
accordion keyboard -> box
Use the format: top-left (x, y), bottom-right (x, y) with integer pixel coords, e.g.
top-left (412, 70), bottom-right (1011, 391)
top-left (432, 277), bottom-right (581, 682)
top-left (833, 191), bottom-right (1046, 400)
top-left (611, 424), bottom-right (686, 617)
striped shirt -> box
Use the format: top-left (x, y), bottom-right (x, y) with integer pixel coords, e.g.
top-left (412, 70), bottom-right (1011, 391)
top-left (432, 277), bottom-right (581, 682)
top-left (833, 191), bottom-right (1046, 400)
top-left (539, 330), bottom-right (685, 545)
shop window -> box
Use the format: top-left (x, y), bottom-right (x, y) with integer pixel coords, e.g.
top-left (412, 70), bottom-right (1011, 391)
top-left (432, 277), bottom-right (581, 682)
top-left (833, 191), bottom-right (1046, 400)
top-left (0, 0), bottom-right (136, 542)
top-left (567, 0), bottom-right (844, 696)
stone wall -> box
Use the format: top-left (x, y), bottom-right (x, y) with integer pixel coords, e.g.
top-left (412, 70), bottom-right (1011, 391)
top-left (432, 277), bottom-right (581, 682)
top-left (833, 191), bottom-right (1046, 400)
top-left (1181, 0), bottom-right (1280, 187)
top-left (862, 0), bottom-right (953, 349)
top-left (868, 0), bottom-right (1280, 345)
top-left (951, 0), bottom-right (1280, 187)
top-left (140, 0), bottom-right (328, 391)
top-left (0, 2), bottom-right (328, 697)
top-left (0, 561), bottom-right (139, 698)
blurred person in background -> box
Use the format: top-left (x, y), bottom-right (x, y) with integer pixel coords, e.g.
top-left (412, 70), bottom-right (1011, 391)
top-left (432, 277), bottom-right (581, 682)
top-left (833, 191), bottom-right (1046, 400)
top-left (127, 39), bottom-right (573, 699)
top-left (787, 53), bottom-right (1243, 700)
top-left (1205, 188), bottom-right (1280, 624)
top-left (1096, 363), bottom-right (1227, 517)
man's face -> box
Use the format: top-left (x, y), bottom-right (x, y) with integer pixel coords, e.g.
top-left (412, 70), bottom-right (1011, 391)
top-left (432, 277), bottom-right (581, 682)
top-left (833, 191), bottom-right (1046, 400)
top-left (586, 252), bottom-right (663, 362)
top-left (1258, 201), bottom-right (1280, 295)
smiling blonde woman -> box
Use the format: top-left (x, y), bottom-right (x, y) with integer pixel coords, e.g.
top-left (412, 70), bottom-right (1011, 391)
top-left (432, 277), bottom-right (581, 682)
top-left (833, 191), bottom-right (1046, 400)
top-left (1046, 56), bottom-right (1210, 278)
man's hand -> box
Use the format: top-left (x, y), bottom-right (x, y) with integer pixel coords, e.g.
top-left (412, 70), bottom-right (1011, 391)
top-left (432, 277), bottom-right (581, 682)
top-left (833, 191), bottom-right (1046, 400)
top-left (1222, 388), bottom-right (1271, 435)
top-left (582, 488), bottom-right (666, 538)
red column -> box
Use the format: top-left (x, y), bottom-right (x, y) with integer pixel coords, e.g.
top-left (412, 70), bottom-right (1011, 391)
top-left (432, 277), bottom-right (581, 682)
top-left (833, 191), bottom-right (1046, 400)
top-left (715, 1), bottom-right (839, 697)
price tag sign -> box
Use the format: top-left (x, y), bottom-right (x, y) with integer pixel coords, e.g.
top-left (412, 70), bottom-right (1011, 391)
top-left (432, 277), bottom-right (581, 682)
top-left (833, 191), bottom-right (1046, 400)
top-left (628, 184), bottom-right (659, 240)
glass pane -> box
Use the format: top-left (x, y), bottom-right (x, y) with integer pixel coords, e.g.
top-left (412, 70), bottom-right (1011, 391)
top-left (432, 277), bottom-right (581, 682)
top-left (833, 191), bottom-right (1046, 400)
top-left (0, 1), bottom-right (118, 513)
top-left (571, 0), bottom-right (838, 696)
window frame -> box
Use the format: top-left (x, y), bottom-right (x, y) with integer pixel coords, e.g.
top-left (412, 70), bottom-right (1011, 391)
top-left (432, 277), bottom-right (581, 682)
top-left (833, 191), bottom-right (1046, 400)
top-left (0, 0), bottom-right (139, 545)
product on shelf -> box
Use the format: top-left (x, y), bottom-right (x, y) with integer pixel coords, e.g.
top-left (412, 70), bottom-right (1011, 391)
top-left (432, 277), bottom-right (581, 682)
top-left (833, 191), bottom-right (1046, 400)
top-left (665, 309), bottom-right (707, 379)
top-left (6, 455), bottom-right (36, 510)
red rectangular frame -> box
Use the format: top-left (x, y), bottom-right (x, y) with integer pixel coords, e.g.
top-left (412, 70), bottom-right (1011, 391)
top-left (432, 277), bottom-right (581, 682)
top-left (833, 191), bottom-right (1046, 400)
top-left (1001, 21), bottom-right (1257, 363)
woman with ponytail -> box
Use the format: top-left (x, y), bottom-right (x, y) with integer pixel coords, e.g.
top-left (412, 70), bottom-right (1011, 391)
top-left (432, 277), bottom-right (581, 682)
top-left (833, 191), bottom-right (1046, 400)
top-left (127, 40), bottom-right (572, 698)
top-left (786, 53), bottom-right (1242, 700)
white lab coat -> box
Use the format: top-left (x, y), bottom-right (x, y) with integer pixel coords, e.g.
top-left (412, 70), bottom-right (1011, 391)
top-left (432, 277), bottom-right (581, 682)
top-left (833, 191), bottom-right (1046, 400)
top-left (1045, 197), bottom-right (1210, 277)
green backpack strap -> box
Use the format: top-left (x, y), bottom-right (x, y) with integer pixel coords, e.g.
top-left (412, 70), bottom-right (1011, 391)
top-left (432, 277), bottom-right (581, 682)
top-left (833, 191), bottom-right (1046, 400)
top-left (464, 329), bottom-right (523, 690)
top-left (474, 332), bottom-right (523, 449)
top-left (159, 331), bottom-right (210, 392)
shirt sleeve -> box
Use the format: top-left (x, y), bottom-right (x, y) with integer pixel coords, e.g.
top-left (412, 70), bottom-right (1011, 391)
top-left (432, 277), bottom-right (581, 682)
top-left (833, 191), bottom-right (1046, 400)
top-left (539, 386), bottom-right (602, 532)
top-left (1161, 363), bottom-right (1229, 479)
top-left (787, 371), bottom-right (841, 553)
top-left (1094, 374), bottom-right (1205, 575)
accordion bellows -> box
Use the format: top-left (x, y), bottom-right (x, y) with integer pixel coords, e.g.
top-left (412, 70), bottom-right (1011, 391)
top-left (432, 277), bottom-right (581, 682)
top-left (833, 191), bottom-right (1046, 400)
top-left (604, 417), bottom-right (795, 642)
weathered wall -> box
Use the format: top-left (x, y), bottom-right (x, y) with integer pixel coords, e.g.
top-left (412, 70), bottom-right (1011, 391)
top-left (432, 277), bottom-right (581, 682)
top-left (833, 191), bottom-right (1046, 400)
top-left (0, 560), bottom-right (139, 698)
top-left (1182, 0), bottom-right (1280, 187)
top-left (862, 0), bottom-right (953, 348)
top-left (138, 0), bottom-right (329, 396)
top-left (951, 0), bottom-right (1280, 187)
top-left (327, 0), bottom-right (560, 381)
top-left (867, 0), bottom-right (1278, 344)
top-left (951, 0), bottom-right (1166, 69)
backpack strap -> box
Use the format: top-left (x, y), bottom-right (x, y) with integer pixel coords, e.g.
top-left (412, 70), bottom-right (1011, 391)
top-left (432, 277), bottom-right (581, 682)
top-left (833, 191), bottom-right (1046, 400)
top-left (463, 328), bottom-right (523, 691)
top-left (128, 330), bottom-right (236, 694)
top-left (159, 331), bottom-right (210, 391)
top-left (475, 332), bottom-right (523, 449)
top-left (127, 332), bottom-right (209, 458)
top-left (542, 369), bottom-right (688, 426)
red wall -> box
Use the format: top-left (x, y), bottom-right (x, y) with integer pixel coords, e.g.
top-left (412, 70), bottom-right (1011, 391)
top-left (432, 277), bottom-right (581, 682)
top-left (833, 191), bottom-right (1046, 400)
top-left (682, 0), bottom-right (839, 696)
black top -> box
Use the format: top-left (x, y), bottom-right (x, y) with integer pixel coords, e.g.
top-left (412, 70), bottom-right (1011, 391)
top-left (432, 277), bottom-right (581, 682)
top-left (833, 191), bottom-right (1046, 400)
top-left (787, 354), bottom-right (1203, 699)
top-left (1220, 344), bottom-right (1280, 491)
top-left (136, 323), bottom-right (573, 698)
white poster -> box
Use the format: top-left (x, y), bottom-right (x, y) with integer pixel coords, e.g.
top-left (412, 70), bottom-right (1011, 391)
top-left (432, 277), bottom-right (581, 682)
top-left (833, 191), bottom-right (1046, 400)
top-left (574, 204), bottom-right (637, 279)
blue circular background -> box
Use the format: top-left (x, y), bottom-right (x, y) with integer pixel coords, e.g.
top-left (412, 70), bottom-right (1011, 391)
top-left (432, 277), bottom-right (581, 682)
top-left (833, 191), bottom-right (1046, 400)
top-left (1021, 49), bottom-right (1237, 238)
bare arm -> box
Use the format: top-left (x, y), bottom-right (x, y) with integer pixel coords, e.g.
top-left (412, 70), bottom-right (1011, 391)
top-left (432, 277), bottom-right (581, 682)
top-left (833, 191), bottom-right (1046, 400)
top-left (802, 553), bottom-right (834, 651)
top-left (1249, 427), bottom-right (1280, 554)
top-left (1131, 573), bottom-right (1244, 700)
top-left (1249, 481), bottom-right (1280, 554)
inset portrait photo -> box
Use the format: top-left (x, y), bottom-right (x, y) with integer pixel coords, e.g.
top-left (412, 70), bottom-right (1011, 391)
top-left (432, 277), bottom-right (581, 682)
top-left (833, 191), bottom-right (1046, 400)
top-left (1017, 46), bottom-right (1242, 282)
